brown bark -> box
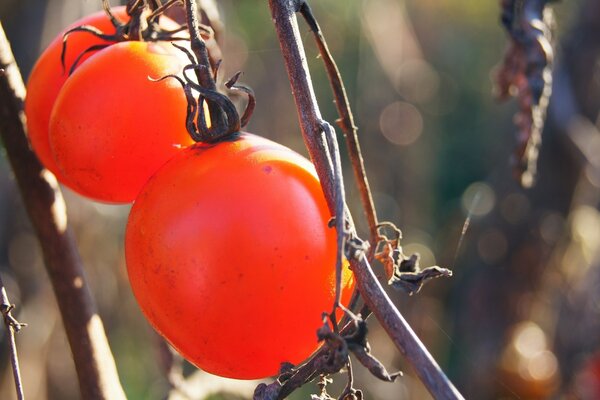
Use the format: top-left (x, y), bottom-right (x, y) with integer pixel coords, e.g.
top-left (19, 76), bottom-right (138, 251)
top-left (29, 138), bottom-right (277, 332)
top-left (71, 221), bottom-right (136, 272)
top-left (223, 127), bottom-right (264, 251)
top-left (0, 22), bottom-right (126, 400)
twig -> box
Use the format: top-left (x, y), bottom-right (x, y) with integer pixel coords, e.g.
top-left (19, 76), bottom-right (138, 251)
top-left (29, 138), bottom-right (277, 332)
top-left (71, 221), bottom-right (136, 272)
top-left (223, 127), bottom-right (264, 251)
top-left (267, 1), bottom-right (464, 398)
top-left (0, 273), bottom-right (26, 400)
top-left (299, 2), bottom-right (379, 251)
top-left (184, 0), bottom-right (227, 130)
top-left (198, 0), bottom-right (224, 69)
top-left (0, 23), bottom-right (126, 400)
top-left (322, 121), bottom-right (347, 316)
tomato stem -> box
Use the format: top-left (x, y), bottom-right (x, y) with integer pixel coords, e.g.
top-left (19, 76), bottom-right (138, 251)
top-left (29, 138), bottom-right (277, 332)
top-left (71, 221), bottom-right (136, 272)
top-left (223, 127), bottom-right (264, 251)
top-left (60, 1), bottom-right (190, 74)
top-left (168, 0), bottom-right (250, 143)
top-left (268, 0), bottom-right (464, 398)
top-left (298, 2), bottom-right (380, 259)
top-left (0, 273), bottom-right (26, 400)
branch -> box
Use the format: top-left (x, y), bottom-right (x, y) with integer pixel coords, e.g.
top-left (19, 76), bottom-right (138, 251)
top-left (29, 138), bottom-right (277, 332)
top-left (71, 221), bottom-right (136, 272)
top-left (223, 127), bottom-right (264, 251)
top-left (0, 273), bottom-right (26, 400)
top-left (267, 1), bottom-right (464, 399)
top-left (0, 23), bottom-right (126, 400)
top-left (185, 0), bottom-right (228, 132)
top-left (299, 3), bottom-right (379, 249)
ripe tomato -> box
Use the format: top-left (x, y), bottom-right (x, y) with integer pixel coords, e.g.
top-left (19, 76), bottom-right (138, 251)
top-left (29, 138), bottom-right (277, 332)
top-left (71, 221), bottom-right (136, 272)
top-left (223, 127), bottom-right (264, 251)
top-left (125, 133), bottom-right (355, 379)
top-left (24, 7), bottom-right (129, 186)
top-left (48, 40), bottom-right (194, 203)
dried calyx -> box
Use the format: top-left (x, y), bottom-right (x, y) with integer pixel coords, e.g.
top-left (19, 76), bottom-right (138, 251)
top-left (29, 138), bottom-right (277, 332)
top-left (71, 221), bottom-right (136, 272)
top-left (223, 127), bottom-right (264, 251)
top-left (63, 0), bottom-right (255, 144)
top-left (61, 0), bottom-right (201, 74)
top-left (162, 0), bottom-right (256, 143)
top-left (375, 222), bottom-right (453, 296)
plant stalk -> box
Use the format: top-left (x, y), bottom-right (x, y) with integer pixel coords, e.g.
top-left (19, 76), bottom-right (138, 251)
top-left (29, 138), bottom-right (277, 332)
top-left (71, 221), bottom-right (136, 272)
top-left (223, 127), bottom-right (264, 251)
top-left (267, 2), bottom-right (464, 398)
top-left (0, 23), bottom-right (126, 400)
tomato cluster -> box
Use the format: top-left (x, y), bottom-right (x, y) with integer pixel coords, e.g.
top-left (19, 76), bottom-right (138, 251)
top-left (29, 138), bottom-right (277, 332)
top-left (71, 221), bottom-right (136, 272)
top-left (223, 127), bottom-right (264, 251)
top-left (25, 7), bottom-right (192, 203)
top-left (25, 7), bottom-right (355, 380)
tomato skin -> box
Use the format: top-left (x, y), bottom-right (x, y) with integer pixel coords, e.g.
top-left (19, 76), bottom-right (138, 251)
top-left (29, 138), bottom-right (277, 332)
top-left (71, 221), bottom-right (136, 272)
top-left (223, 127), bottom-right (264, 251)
top-left (49, 40), bottom-right (194, 203)
top-left (24, 7), bottom-right (129, 185)
top-left (125, 133), bottom-right (355, 379)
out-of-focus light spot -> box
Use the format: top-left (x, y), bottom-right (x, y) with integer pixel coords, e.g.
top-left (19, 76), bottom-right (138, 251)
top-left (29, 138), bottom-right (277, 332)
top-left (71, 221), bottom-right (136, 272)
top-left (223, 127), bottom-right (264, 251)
top-left (500, 192), bottom-right (530, 224)
top-left (379, 101), bottom-right (423, 146)
top-left (500, 321), bottom-right (560, 395)
top-left (585, 165), bottom-right (600, 188)
top-left (393, 59), bottom-right (440, 104)
top-left (461, 182), bottom-right (495, 217)
top-left (363, 0), bottom-right (424, 94)
top-left (514, 321), bottom-right (547, 359)
top-left (571, 206), bottom-right (600, 262)
top-left (477, 228), bottom-right (507, 264)
top-left (526, 350), bottom-right (558, 381)
top-left (572, 206), bottom-right (600, 244)
top-left (560, 244), bottom-right (587, 278)
top-left (403, 243), bottom-right (436, 269)
top-left (73, 277), bottom-right (83, 289)
top-left (568, 117), bottom-right (600, 167)
top-left (539, 212), bottom-right (565, 244)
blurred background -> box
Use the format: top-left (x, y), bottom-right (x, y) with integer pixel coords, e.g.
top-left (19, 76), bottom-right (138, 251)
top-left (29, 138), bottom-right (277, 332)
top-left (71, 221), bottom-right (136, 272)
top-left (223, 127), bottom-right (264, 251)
top-left (1, 0), bottom-right (599, 398)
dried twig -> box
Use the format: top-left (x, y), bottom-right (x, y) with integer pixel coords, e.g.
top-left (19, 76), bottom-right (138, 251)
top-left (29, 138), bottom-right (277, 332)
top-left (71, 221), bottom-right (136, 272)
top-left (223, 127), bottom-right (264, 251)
top-left (298, 3), bottom-right (379, 250)
top-left (0, 22), bottom-right (126, 400)
top-left (184, 0), bottom-right (227, 131)
top-left (267, 1), bottom-right (464, 398)
top-left (0, 273), bottom-right (26, 400)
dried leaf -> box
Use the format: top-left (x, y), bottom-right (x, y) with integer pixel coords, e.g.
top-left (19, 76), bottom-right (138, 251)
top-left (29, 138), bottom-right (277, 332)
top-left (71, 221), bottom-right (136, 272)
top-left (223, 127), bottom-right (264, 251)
top-left (389, 264), bottom-right (453, 296)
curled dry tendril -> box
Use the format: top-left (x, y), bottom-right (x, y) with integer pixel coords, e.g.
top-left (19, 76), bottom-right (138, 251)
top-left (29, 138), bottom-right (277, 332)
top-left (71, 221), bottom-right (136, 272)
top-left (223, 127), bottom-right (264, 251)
top-left (157, 43), bottom-right (255, 143)
top-left (59, 0), bottom-right (193, 75)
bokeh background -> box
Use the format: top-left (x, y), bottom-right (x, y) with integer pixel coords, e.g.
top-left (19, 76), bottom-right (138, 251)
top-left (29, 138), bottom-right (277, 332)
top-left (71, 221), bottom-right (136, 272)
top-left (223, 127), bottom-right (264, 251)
top-left (1, 0), bottom-right (599, 399)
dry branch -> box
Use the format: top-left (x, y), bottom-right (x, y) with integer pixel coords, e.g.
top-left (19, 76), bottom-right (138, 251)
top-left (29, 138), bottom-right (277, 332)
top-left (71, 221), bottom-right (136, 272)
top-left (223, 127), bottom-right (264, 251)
top-left (0, 22), bottom-right (126, 400)
top-left (267, 1), bottom-right (464, 398)
top-left (0, 273), bottom-right (26, 400)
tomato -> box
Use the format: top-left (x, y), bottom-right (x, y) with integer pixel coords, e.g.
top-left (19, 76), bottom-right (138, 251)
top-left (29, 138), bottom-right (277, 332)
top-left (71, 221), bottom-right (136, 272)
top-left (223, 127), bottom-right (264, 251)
top-left (125, 132), bottom-right (355, 379)
top-left (24, 7), bottom-right (129, 186)
top-left (48, 40), bottom-right (194, 203)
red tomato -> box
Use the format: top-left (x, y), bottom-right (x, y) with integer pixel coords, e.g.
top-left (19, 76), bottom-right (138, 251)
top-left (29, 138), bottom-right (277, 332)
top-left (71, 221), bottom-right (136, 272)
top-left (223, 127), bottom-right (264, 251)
top-left (25, 7), bottom-right (129, 186)
top-left (48, 40), bottom-right (194, 203)
top-left (125, 132), bottom-right (355, 379)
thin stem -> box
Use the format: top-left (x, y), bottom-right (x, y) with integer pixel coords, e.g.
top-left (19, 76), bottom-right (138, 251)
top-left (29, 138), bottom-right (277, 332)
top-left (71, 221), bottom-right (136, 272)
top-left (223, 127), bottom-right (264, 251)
top-left (268, 0), bottom-right (336, 210)
top-left (352, 252), bottom-right (463, 399)
top-left (322, 121), bottom-right (346, 315)
top-left (126, 0), bottom-right (147, 41)
top-left (338, 359), bottom-right (356, 399)
top-left (184, 0), bottom-right (228, 134)
top-left (0, 23), bottom-right (126, 400)
top-left (186, 0), bottom-right (216, 85)
top-left (198, 0), bottom-right (225, 70)
top-left (268, 2), bottom-right (464, 398)
top-left (299, 2), bottom-right (379, 252)
top-left (0, 274), bottom-right (25, 400)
